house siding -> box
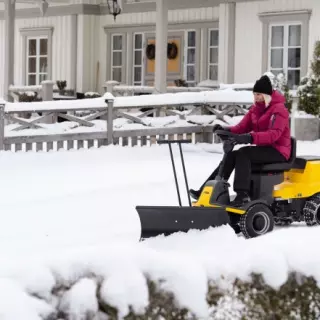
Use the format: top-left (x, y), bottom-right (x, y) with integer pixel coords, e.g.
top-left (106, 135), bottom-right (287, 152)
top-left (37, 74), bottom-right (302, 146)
top-left (16, 16), bottom-right (74, 86)
top-left (5, 1), bottom-right (320, 98)
top-left (99, 6), bottom-right (219, 26)
top-left (234, 0), bottom-right (320, 83)
top-left (0, 0), bottom-right (101, 10)
top-left (0, 15), bottom-right (75, 98)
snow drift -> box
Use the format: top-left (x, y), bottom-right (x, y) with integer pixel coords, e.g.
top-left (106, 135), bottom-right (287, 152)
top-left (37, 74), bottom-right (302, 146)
top-left (0, 141), bottom-right (320, 318)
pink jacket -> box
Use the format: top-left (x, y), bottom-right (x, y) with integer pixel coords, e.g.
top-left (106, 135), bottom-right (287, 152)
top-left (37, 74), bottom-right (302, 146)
top-left (229, 90), bottom-right (291, 160)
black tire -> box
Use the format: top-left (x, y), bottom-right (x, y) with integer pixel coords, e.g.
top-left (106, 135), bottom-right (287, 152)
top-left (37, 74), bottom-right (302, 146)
top-left (240, 203), bottom-right (274, 239)
top-left (303, 194), bottom-right (320, 226)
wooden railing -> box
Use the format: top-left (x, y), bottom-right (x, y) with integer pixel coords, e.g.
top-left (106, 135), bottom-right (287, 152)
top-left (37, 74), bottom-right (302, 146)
top-left (0, 90), bottom-right (253, 152)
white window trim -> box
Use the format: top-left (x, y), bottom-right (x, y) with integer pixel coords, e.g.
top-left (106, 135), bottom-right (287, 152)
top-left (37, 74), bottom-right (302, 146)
top-left (20, 27), bottom-right (53, 86)
top-left (259, 10), bottom-right (311, 86)
top-left (208, 28), bottom-right (219, 81)
top-left (26, 36), bottom-right (49, 85)
top-left (267, 21), bottom-right (302, 88)
top-left (111, 33), bottom-right (124, 83)
top-left (184, 29), bottom-right (196, 86)
top-left (133, 32), bottom-right (145, 86)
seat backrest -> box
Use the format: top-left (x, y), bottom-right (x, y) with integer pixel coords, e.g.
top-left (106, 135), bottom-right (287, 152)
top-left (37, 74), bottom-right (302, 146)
top-left (288, 137), bottom-right (296, 164)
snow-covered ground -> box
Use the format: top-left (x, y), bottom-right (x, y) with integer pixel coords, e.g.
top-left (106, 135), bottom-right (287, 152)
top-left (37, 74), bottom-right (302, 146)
top-left (1, 140), bottom-right (320, 319)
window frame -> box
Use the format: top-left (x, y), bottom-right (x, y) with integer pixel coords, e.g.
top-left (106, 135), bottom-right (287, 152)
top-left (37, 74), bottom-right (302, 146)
top-left (184, 29), bottom-right (197, 86)
top-left (20, 27), bottom-right (53, 86)
top-left (267, 22), bottom-right (302, 89)
top-left (106, 32), bottom-right (127, 84)
top-left (207, 28), bottom-right (219, 82)
top-left (132, 32), bottom-right (145, 86)
top-left (259, 10), bottom-right (311, 88)
top-left (26, 36), bottom-right (49, 86)
top-left (111, 33), bottom-right (124, 83)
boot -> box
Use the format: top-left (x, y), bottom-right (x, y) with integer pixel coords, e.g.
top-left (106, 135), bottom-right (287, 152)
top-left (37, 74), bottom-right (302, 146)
top-left (189, 189), bottom-right (201, 200)
top-left (231, 191), bottom-right (251, 207)
top-left (189, 166), bottom-right (221, 201)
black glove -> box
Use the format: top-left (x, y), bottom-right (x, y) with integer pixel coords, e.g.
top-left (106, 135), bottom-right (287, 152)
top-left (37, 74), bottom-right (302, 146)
top-left (212, 124), bottom-right (229, 133)
top-left (234, 133), bottom-right (253, 144)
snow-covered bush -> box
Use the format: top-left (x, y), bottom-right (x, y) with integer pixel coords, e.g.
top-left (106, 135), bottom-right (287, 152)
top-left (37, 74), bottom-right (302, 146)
top-left (6, 272), bottom-right (320, 319)
top-left (18, 91), bottom-right (41, 102)
top-left (311, 40), bottom-right (320, 77)
top-left (297, 41), bottom-right (320, 116)
top-left (57, 80), bottom-right (67, 91)
top-left (2, 222), bottom-right (320, 320)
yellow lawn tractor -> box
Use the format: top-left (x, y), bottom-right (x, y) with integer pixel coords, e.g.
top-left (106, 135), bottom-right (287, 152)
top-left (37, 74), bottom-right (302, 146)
top-left (136, 130), bottom-right (320, 239)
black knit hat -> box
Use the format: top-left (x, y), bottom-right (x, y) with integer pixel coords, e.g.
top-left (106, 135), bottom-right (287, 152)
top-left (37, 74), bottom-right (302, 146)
top-left (253, 75), bottom-right (273, 95)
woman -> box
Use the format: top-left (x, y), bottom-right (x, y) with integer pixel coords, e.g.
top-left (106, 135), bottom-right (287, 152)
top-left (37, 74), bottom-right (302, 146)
top-left (189, 75), bottom-right (291, 206)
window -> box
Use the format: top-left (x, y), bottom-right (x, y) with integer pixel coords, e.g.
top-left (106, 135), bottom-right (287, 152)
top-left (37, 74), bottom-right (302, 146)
top-left (26, 37), bottom-right (48, 85)
top-left (21, 27), bottom-right (53, 86)
top-left (185, 31), bottom-right (196, 85)
top-left (269, 23), bottom-right (301, 89)
top-left (133, 33), bottom-right (144, 85)
top-left (111, 34), bottom-right (123, 82)
top-left (259, 10), bottom-right (311, 90)
top-left (208, 29), bottom-right (219, 81)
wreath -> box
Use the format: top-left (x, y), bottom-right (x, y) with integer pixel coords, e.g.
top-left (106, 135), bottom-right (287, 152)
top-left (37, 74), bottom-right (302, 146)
top-left (167, 42), bottom-right (178, 59)
top-left (146, 43), bottom-right (155, 60)
top-left (146, 42), bottom-right (178, 60)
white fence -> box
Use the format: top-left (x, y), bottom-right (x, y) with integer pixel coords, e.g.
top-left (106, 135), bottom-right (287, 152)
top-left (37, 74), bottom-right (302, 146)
top-left (0, 90), bottom-right (254, 152)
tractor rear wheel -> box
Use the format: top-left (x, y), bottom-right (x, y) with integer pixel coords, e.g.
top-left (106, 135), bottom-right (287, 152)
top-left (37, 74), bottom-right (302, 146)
top-left (240, 203), bottom-right (274, 239)
top-left (303, 194), bottom-right (320, 226)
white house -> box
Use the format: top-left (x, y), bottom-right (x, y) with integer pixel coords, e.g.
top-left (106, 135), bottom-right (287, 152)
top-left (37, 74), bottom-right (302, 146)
top-left (0, 0), bottom-right (318, 100)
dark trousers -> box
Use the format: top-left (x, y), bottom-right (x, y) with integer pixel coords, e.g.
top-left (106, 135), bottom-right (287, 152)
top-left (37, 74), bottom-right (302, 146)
top-left (200, 146), bottom-right (286, 192)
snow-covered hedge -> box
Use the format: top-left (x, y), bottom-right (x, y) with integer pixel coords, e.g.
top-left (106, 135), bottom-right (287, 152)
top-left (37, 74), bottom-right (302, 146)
top-left (6, 271), bottom-right (320, 319)
top-left (3, 225), bottom-right (320, 319)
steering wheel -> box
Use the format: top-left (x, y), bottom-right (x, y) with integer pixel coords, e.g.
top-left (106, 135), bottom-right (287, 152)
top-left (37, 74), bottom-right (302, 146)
top-left (215, 129), bottom-right (237, 141)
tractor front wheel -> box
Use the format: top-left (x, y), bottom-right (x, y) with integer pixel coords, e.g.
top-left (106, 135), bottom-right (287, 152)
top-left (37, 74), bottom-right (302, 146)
top-left (303, 194), bottom-right (320, 226)
top-left (240, 203), bottom-right (274, 239)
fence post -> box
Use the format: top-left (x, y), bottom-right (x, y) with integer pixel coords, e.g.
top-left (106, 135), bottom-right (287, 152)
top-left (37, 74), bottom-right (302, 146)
top-left (41, 80), bottom-right (55, 124)
top-left (105, 94), bottom-right (114, 145)
top-left (203, 125), bottom-right (214, 144)
top-left (0, 101), bottom-right (5, 150)
top-left (105, 80), bottom-right (119, 95)
top-left (41, 80), bottom-right (54, 101)
top-left (290, 97), bottom-right (298, 137)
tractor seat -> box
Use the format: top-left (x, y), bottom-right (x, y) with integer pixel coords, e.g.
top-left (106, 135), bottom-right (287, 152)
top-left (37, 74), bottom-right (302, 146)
top-left (251, 137), bottom-right (296, 173)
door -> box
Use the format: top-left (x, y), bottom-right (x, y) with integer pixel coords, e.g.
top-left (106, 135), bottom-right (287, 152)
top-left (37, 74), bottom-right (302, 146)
top-left (144, 31), bottom-right (184, 86)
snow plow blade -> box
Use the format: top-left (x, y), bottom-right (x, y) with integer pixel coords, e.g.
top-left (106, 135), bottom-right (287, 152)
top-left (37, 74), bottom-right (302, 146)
top-left (136, 205), bottom-right (231, 239)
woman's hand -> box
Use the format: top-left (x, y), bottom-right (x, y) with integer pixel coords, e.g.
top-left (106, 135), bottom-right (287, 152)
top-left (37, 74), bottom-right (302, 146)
top-left (212, 124), bottom-right (229, 132)
top-left (234, 133), bottom-right (253, 144)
